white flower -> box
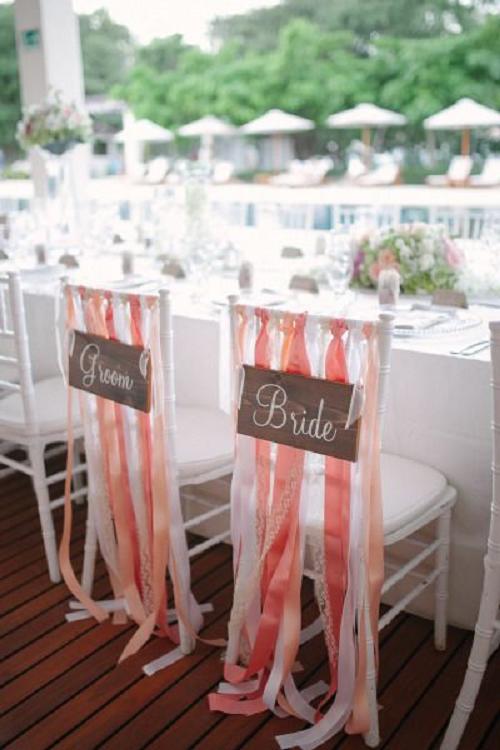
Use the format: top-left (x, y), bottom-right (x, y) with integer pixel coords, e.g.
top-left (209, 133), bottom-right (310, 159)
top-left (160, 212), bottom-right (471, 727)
top-left (420, 253), bottom-right (434, 272)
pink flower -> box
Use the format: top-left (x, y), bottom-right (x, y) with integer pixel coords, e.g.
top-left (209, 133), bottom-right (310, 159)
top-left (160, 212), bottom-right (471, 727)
top-left (378, 248), bottom-right (397, 267)
top-left (444, 238), bottom-right (463, 269)
top-left (369, 262), bottom-right (380, 283)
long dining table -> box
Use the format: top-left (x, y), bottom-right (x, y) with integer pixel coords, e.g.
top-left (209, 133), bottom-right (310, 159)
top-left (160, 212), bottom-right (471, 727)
top-left (4, 260), bottom-right (498, 631)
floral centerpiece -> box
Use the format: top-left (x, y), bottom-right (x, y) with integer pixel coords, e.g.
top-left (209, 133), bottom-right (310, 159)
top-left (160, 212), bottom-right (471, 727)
top-left (352, 223), bottom-right (463, 294)
top-left (16, 91), bottom-right (92, 155)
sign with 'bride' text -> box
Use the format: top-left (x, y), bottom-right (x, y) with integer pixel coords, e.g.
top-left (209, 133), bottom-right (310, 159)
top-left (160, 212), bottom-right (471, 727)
top-left (68, 330), bottom-right (151, 413)
top-left (237, 365), bottom-right (360, 462)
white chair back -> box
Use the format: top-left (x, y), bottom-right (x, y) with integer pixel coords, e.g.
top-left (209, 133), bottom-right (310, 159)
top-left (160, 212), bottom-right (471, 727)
top-left (62, 282), bottom-right (213, 656)
top-left (0, 272), bottom-right (37, 433)
top-left (441, 321), bottom-right (500, 749)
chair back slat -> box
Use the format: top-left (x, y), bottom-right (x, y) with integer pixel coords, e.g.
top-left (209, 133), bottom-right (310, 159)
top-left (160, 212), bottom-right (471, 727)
top-left (0, 272), bottom-right (37, 430)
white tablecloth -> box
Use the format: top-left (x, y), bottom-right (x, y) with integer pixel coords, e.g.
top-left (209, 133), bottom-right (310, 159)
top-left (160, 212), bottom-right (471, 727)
top-left (4, 269), bottom-right (498, 630)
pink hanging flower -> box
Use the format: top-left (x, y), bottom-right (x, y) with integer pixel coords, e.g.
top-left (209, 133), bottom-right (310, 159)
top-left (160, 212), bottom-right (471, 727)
top-left (444, 237), bottom-right (464, 269)
top-left (369, 262), bottom-right (380, 283)
top-left (378, 248), bottom-right (397, 267)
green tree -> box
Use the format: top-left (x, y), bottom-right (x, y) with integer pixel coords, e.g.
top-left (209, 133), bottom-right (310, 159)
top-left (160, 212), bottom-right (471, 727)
top-left (0, 3), bottom-right (21, 155)
top-left (210, 0), bottom-right (489, 50)
top-left (79, 9), bottom-right (134, 96)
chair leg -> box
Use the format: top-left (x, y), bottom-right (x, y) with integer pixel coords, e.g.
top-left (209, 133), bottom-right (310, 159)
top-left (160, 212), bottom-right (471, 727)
top-left (435, 508), bottom-right (452, 651)
top-left (82, 499), bottom-right (97, 595)
top-left (363, 615), bottom-right (380, 747)
top-left (441, 548), bottom-right (500, 748)
top-left (72, 439), bottom-right (86, 506)
top-left (28, 443), bottom-right (60, 583)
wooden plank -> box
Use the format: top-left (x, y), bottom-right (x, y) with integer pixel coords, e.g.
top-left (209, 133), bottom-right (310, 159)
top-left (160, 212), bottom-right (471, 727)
top-left (420, 644), bottom-right (499, 750)
top-left (13, 555), bottom-right (234, 750)
top-left (480, 715), bottom-right (500, 750)
top-left (235, 613), bottom-right (426, 750)
top-left (69, 330), bottom-right (152, 413)
top-left (238, 365), bottom-right (360, 462)
top-left (459, 649), bottom-right (500, 748)
top-left (156, 598), bottom-right (321, 750)
top-left (336, 628), bottom-right (470, 749)
top-left (0, 506), bottom-right (85, 571)
top-left (1, 547), bottom-right (228, 696)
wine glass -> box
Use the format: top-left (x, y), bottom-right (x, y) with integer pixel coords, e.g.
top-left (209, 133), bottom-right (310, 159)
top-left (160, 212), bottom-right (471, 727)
top-left (327, 230), bottom-right (354, 294)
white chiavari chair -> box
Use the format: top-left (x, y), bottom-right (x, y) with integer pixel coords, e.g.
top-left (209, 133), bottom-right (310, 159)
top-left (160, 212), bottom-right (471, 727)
top-left (441, 321), bottom-right (500, 750)
top-left (225, 298), bottom-right (457, 748)
top-left (0, 271), bottom-right (86, 582)
top-left (75, 284), bottom-right (233, 605)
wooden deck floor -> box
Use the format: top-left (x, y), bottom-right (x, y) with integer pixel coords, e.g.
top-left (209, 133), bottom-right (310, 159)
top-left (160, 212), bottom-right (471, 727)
top-left (1, 470), bottom-right (499, 750)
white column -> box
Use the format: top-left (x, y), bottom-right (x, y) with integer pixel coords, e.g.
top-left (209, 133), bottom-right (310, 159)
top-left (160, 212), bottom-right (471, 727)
top-left (14, 0), bottom-right (89, 201)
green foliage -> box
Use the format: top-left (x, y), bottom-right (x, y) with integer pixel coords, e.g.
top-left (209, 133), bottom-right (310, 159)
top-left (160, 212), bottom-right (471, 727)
top-left (0, 4), bottom-right (21, 153)
top-left (117, 12), bottom-right (500, 141)
top-left (210, 0), bottom-right (489, 51)
top-left (79, 9), bottom-right (134, 97)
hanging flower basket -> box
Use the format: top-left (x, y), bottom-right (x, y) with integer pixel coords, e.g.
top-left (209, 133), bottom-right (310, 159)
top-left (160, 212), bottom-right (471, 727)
top-left (16, 90), bottom-right (91, 154)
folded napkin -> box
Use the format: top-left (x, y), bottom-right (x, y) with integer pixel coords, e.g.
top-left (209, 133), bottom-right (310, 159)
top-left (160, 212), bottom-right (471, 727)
top-left (394, 310), bottom-right (450, 331)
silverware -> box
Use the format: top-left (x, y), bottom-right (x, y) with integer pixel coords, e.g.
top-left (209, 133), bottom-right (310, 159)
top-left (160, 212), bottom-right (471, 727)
top-left (450, 340), bottom-right (489, 356)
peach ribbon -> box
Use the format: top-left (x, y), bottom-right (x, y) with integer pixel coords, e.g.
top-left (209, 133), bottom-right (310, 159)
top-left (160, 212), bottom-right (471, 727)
top-left (346, 324), bottom-right (383, 735)
top-left (211, 313), bottom-right (311, 716)
top-left (321, 320), bottom-right (350, 702)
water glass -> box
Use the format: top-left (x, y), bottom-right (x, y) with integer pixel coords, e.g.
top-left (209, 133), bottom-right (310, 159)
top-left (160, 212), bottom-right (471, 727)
top-left (327, 231), bottom-right (354, 294)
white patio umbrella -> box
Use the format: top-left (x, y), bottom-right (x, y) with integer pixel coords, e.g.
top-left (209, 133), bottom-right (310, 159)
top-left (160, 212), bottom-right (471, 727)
top-left (114, 118), bottom-right (173, 143)
top-left (424, 98), bottom-right (500, 155)
top-left (327, 103), bottom-right (406, 151)
top-left (178, 115), bottom-right (235, 163)
top-left (241, 109), bottom-right (314, 170)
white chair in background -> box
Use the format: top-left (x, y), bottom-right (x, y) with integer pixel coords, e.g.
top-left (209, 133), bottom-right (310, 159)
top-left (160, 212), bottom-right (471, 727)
top-left (78, 284), bottom-right (234, 597)
top-left (227, 299), bottom-right (457, 747)
top-left (426, 155), bottom-right (473, 187)
top-left (469, 156), bottom-right (500, 187)
top-left (441, 321), bottom-right (500, 750)
top-left (144, 156), bottom-right (170, 184)
top-left (0, 271), bottom-right (86, 582)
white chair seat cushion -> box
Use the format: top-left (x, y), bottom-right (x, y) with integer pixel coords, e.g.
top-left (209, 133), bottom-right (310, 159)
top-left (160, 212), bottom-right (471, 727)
top-left (175, 405), bottom-right (233, 482)
top-left (0, 376), bottom-right (81, 438)
top-left (306, 452), bottom-right (447, 538)
top-left (380, 453), bottom-right (447, 536)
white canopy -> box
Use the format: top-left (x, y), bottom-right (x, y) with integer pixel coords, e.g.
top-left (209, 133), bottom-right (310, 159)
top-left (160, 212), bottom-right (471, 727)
top-left (115, 118), bottom-right (173, 143)
top-left (241, 109), bottom-right (314, 135)
top-left (424, 98), bottom-right (500, 131)
top-left (327, 103), bottom-right (406, 129)
top-left (178, 115), bottom-right (236, 137)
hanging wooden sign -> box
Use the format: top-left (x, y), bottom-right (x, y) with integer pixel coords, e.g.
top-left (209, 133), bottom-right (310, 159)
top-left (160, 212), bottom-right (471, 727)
top-left (237, 365), bottom-right (360, 462)
top-left (68, 330), bottom-right (152, 413)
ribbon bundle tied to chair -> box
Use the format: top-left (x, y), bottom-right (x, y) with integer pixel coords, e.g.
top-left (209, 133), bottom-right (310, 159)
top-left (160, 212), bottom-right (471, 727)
top-left (210, 306), bottom-right (384, 750)
top-left (59, 286), bottom-right (203, 664)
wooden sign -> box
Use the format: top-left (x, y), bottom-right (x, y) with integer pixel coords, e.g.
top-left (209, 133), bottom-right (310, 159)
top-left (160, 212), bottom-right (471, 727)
top-left (289, 274), bottom-right (319, 294)
top-left (432, 289), bottom-right (468, 309)
top-left (237, 365), bottom-right (360, 462)
top-left (68, 330), bottom-right (151, 413)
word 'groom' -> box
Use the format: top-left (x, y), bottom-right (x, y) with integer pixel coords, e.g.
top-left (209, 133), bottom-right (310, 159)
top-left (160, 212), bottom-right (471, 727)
top-left (80, 342), bottom-right (134, 391)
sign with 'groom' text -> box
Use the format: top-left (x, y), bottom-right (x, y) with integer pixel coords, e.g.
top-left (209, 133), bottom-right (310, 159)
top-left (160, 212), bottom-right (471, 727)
top-left (68, 330), bottom-right (151, 413)
top-left (237, 365), bottom-right (360, 462)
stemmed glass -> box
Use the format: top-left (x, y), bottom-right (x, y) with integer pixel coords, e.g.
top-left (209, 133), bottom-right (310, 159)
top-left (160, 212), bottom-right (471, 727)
top-left (326, 230), bottom-right (354, 295)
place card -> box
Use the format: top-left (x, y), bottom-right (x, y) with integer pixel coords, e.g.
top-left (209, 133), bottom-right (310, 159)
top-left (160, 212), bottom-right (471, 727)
top-left (237, 364), bottom-right (360, 462)
top-left (432, 289), bottom-right (468, 309)
top-left (68, 330), bottom-right (151, 412)
top-left (161, 259), bottom-right (186, 279)
top-left (281, 246), bottom-right (304, 258)
top-left (289, 274), bottom-right (319, 294)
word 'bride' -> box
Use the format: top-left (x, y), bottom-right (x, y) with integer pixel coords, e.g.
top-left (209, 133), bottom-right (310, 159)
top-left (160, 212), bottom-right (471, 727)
top-left (253, 383), bottom-right (338, 443)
